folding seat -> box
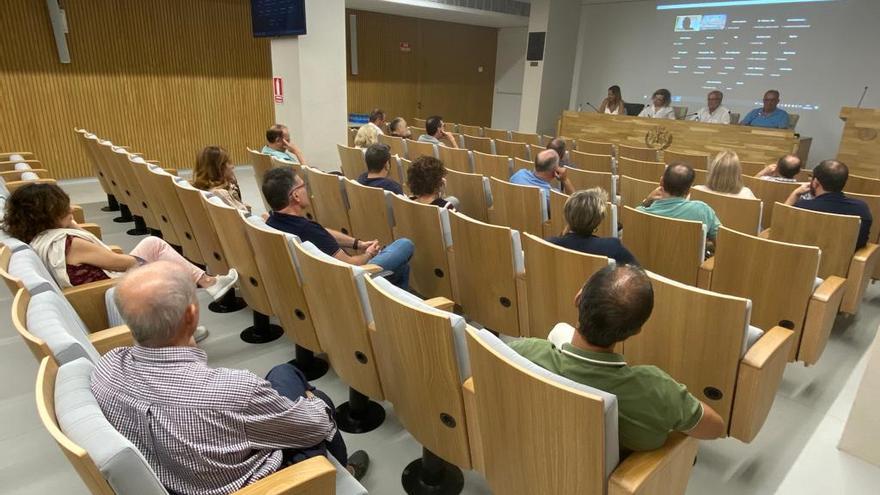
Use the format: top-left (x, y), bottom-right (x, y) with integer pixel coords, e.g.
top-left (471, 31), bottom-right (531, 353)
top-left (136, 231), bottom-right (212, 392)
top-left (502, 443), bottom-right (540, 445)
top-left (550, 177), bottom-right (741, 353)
top-left (488, 178), bottom-right (549, 237)
top-left (85, 135), bottom-right (133, 222)
top-left (542, 135), bottom-right (573, 149)
top-left (462, 134), bottom-right (494, 155)
top-left (689, 187), bottom-right (763, 235)
top-left (482, 127), bottom-right (510, 141)
top-left (444, 122), bottom-right (459, 133)
top-left (510, 131), bottom-right (541, 146)
top-left (620, 206), bottom-right (706, 285)
top-left (472, 150), bottom-right (512, 180)
top-left (494, 139), bottom-right (530, 161)
top-left (412, 117), bottom-right (427, 127)
top-left (348, 127), bottom-right (357, 147)
top-left (36, 357), bottom-right (366, 495)
top-left (512, 157), bottom-right (531, 176)
top-left (740, 160), bottom-right (766, 176)
top-left (444, 168), bottom-right (491, 222)
top-left (464, 328), bottom-right (699, 495)
top-left (663, 149), bottom-right (709, 170)
top-left (74, 129), bottom-right (117, 211)
top-left (618, 143), bottom-right (659, 162)
top-left (437, 145), bottom-right (473, 173)
top-left (618, 157), bottom-right (666, 183)
top-left (458, 124), bottom-right (482, 137)
top-left (128, 156), bottom-right (181, 248)
top-left (548, 190), bottom-right (617, 239)
top-left (378, 133), bottom-right (407, 162)
top-left (527, 144), bottom-right (545, 163)
top-left (570, 150), bottom-right (614, 174)
top-left (342, 178), bottom-right (395, 246)
top-left (618, 175), bottom-right (660, 208)
top-left (846, 191), bottom-right (880, 280)
top-left (741, 175), bottom-right (800, 227)
top-left (843, 173), bottom-right (880, 196)
top-left (699, 226), bottom-right (846, 365)
top-left (405, 139), bottom-right (438, 160)
top-left (337, 144), bottom-right (366, 180)
top-left (693, 167), bottom-right (708, 185)
top-left (409, 125), bottom-right (427, 138)
top-left (116, 151), bottom-right (163, 236)
top-left (566, 167), bottom-right (615, 196)
top-left (623, 272), bottom-right (794, 442)
top-left (301, 166), bottom-right (352, 235)
top-left (389, 195), bottom-right (454, 299)
top-left (767, 203), bottom-right (880, 315)
top-left (575, 139), bottom-right (614, 156)
top-left (145, 166), bottom-right (205, 264)
top-left (96, 143), bottom-right (149, 235)
top-left (0, 158), bottom-right (42, 172)
top-left (247, 148), bottom-right (275, 211)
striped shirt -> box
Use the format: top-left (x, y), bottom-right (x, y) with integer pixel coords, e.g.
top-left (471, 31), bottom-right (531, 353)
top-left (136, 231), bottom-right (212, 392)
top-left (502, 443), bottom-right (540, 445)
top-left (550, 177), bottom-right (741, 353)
top-left (90, 346), bottom-right (336, 495)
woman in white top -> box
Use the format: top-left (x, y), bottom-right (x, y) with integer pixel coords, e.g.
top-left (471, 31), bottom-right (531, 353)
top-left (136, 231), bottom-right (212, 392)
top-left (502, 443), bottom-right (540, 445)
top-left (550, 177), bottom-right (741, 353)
top-left (638, 89), bottom-right (676, 119)
top-left (598, 85), bottom-right (625, 115)
top-left (692, 150), bottom-right (757, 199)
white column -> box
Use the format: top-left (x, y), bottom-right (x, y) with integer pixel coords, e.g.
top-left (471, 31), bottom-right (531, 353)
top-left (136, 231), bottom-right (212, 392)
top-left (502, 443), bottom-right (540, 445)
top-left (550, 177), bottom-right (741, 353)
top-left (270, 0), bottom-right (346, 170)
top-left (839, 330), bottom-right (880, 466)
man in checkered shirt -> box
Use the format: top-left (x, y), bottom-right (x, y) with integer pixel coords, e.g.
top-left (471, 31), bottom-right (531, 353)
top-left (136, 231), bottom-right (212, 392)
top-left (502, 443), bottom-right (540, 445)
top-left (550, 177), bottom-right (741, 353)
top-left (90, 262), bottom-right (369, 495)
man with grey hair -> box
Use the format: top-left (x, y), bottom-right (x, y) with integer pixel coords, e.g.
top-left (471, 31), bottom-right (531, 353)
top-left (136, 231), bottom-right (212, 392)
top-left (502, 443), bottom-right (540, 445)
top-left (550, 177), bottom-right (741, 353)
top-left (509, 148), bottom-right (575, 197)
top-left (693, 90), bottom-right (731, 124)
top-left (91, 262), bottom-right (369, 495)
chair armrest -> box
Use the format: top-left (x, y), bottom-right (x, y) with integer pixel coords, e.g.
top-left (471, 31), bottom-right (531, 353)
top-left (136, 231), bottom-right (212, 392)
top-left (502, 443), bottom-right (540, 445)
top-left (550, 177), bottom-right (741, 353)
top-left (362, 264), bottom-right (384, 273)
top-left (842, 243), bottom-right (880, 315)
top-left (728, 326), bottom-right (794, 442)
top-left (163, 168), bottom-right (178, 176)
top-left (608, 433), bottom-right (699, 495)
top-left (758, 228), bottom-right (771, 239)
top-left (233, 455), bottom-right (336, 495)
top-left (425, 297), bottom-right (455, 312)
top-left (88, 325), bottom-right (133, 354)
top-left (697, 257), bottom-right (714, 290)
top-left (461, 377), bottom-right (485, 476)
top-left (78, 223), bottom-right (103, 240)
top-left (62, 278), bottom-right (117, 332)
top-left (800, 276), bottom-right (847, 365)
top-left (71, 205), bottom-right (86, 224)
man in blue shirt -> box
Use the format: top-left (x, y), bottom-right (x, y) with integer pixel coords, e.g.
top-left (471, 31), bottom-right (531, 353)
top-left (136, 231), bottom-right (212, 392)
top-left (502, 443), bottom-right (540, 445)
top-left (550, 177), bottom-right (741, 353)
top-left (740, 90), bottom-right (790, 129)
top-left (356, 143), bottom-right (403, 195)
top-left (261, 124), bottom-right (307, 164)
top-left (785, 159), bottom-right (873, 250)
top-left (262, 166), bottom-right (414, 289)
top-left (509, 149), bottom-right (575, 199)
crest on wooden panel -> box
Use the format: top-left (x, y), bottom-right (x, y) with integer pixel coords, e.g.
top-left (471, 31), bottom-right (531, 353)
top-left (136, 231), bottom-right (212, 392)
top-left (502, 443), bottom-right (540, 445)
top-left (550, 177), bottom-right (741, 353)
top-left (645, 126), bottom-right (673, 150)
top-left (857, 128), bottom-right (878, 141)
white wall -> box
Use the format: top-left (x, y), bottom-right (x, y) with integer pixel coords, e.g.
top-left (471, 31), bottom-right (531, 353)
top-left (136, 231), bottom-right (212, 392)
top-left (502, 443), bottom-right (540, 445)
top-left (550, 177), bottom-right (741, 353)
top-left (492, 27), bottom-right (527, 130)
top-left (571, 0), bottom-right (880, 163)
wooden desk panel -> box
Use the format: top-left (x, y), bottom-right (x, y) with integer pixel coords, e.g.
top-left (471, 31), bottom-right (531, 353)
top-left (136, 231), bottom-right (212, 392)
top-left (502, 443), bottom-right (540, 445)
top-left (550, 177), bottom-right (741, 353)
top-left (838, 107), bottom-right (880, 178)
top-left (559, 111), bottom-right (803, 164)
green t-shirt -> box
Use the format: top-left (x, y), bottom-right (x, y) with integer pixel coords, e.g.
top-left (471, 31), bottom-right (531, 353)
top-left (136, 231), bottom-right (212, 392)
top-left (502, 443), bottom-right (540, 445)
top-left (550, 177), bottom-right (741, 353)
top-left (509, 338), bottom-right (703, 452)
top-left (636, 196), bottom-right (720, 239)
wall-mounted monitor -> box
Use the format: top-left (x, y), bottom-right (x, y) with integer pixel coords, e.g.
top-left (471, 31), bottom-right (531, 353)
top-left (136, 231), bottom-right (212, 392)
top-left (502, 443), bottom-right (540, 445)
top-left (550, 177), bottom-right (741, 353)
top-left (251, 0), bottom-right (306, 38)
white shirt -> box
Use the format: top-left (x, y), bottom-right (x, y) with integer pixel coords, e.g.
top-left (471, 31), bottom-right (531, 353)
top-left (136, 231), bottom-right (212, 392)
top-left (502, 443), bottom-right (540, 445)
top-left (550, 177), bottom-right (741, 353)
top-left (638, 104), bottom-right (676, 120)
top-left (692, 184), bottom-right (757, 199)
top-left (368, 122), bottom-right (384, 135)
top-left (694, 106), bottom-right (731, 124)
top-left (604, 106), bottom-right (621, 115)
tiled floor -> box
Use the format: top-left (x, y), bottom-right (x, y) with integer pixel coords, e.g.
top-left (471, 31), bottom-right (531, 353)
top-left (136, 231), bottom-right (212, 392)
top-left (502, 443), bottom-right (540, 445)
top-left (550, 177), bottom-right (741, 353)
top-left (2, 170), bottom-right (880, 494)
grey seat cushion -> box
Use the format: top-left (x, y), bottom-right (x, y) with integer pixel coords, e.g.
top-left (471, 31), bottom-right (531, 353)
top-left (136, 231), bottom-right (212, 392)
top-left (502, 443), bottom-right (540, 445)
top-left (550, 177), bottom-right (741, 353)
top-left (55, 358), bottom-right (167, 494)
top-left (28, 283), bottom-right (100, 364)
top-left (327, 454), bottom-right (369, 495)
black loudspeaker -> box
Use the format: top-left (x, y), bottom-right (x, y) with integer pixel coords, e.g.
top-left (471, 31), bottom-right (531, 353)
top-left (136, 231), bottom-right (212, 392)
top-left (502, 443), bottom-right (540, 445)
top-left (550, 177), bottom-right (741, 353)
top-left (527, 32), bottom-right (545, 61)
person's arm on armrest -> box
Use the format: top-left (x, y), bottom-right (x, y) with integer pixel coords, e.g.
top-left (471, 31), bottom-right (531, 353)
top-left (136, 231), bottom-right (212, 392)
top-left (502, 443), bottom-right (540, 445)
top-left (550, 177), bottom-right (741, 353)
top-left (333, 243), bottom-right (380, 266)
top-left (785, 183), bottom-right (811, 205)
top-left (755, 163), bottom-right (776, 178)
top-left (67, 237), bottom-right (138, 272)
top-left (684, 401), bottom-right (726, 440)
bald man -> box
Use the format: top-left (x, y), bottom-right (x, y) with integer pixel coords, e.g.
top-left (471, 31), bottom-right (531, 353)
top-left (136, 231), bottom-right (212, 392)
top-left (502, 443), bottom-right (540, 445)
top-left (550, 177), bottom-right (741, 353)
top-left (90, 262), bottom-right (369, 495)
top-left (510, 148), bottom-right (575, 198)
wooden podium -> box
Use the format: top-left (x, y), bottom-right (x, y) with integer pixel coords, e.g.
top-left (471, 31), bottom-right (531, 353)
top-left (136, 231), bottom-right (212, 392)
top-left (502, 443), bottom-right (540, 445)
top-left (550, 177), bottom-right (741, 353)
top-left (838, 107), bottom-right (880, 178)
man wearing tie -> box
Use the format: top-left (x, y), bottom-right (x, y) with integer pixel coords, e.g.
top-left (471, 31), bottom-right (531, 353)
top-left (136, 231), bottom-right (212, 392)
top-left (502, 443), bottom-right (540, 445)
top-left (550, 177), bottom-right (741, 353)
top-left (693, 90), bottom-right (731, 124)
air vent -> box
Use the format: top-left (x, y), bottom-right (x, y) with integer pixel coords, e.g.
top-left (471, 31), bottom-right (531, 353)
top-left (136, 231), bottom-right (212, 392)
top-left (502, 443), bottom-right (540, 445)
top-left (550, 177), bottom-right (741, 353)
top-left (423, 0), bottom-right (530, 17)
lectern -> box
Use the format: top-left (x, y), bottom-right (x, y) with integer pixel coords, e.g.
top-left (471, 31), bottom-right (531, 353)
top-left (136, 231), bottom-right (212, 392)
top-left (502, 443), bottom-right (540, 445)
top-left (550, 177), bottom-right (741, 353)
top-left (838, 107), bottom-right (880, 178)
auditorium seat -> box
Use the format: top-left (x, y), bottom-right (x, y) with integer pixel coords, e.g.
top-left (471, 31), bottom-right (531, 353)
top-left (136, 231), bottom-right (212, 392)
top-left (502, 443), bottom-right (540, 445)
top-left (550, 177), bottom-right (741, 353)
top-left (672, 106), bottom-right (689, 120)
top-left (412, 117), bottom-right (427, 127)
top-left (740, 160), bottom-right (766, 177)
top-left (618, 144), bottom-right (659, 162)
top-left (444, 122), bottom-right (459, 133)
top-left (389, 194), bottom-right (453, 299)
top-left (0, 158), bottom-right (42, 172)
top-left (405, 139), bottom-right (438, 160)
top-left (348, 127), bottom-right (357, 148)
top-left (173, 178), bottom-right (236, 279)
top-left (624, 271), bottom-right (794, 442)
top-left (567, 167), bottom-right (616, 197)
top-left (730, 112), bottom-right (741, 125)
top-left (472, 150), bottom-right (512, 180)
top-left (342, 178), bottom-right (395, 246)
top-left (118, 152), bottom-right (163, 236)
top-left (843, 173), bottom-right (880, 196)
top-left (129, 157), bottom-right (181, 248)
top-left (575, 139), bottom-right (614, 156)
top-left (620, 206), bottom-right (706, 285)
top-left (618, 175), bottom-right (660, 208)
top-left (570, 150), bottom-right (614, 174)
top-left (0, 152), bottom-right (35, 161)
top-left (464, 327), bottom-right (699, 495)
top-left (741, 175), bottom-right (800, 227)
top-left (444, 168), bottom-right (491, 222)
top-left (458, 124), bottom-right (482, 137)
top-left (301, 166), bottom-right (353, 235)
top-left (527, 144), bottom-right (545, 163)
top-left (510, 131), bottom-right (541, 145)
top-left (365, 276), bottom-right (473, 493)
top-left (98, 144), bottom-right (150, 235)
top-left (618, 157), bottom-right (667, 183)
top-left (378, 133), bottom-right (407, 161)
top-left (74, 130), bottom-right (113, 206)
top-left (548, 190), bottom-right (617, 239)
top-left (689, 187), bottom-right (763, 235)
top-left (82, 134), bottom-right (130, 219)
top-left (146, 166), bottom-right (206, 265)
top-left (512, 157), bottom-right (531, 175)
top-left (35, 357), bottom-right (366, 495)
top-left (846, 191), bottom-right (880, 280)
top-left (494, 139), bottom-right (530, 161)
top-left (437, 145), bottom-right (473, 173)
top-left (699, 226), bottom-right (846, 365)
top-left (410, 126), bottom-right (427, 137)
top-left (663, 149), bottom-right (709, 170)
top-left (488, 177), bottom-right (549, 238)
top-left (460, 134), bottom-right (493, 156)
top-left (768, 203), bottom-right (880, 315)
top-left (482, 127), bottom-right (510, 141)
top-left (337, 144), bottom-right (366, 179)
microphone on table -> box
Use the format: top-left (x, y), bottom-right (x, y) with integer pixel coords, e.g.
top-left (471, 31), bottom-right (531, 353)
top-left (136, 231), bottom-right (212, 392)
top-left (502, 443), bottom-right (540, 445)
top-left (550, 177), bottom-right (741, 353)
top-left (685, 112), bottom-right (700, 120)
top-left (857, 86), bottom-right (869, 108)
top-left (585, 102), bottom-right (600, 112)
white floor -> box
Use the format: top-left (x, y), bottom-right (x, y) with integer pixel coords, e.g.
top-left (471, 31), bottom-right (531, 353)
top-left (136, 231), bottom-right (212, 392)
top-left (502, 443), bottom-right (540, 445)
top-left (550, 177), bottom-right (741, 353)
top-left (3, 167), bottom-right (880, 494)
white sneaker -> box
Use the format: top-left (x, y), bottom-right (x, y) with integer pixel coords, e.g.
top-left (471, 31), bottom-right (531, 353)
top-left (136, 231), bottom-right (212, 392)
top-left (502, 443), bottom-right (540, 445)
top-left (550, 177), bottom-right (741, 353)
top-left (205, 269), bottom-right (238, 301)
top-left (194, 326), bottom-right (209, 342)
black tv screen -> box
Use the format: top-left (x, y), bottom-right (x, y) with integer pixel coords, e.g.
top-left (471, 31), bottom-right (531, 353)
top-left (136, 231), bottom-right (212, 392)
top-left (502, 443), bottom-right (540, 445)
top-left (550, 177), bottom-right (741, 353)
top-left (251, 0), bottom-right (306, 38)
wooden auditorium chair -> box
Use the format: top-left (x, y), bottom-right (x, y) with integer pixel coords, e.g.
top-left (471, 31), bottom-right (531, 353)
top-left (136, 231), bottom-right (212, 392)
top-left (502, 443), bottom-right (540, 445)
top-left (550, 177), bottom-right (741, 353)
top-left (342, 178), bottom-right (395, 246)
top-left (663, 149), bottom-right (709, 170)
top-left (444, 168), bottom-right (491, 222)
top-left (494, 139), bottom-right (530, 161)
top-left (620, 206), bottom-right (706, 286)
top-left (462, 134), bottom-right (494, 155)
top-left (389, 195), bottom-right (454, 299)
top-left (128, 157), bottom-right (182, 249)
top-left (81, 134), bottom-right (129, 219)
top-left (145, 166), bottom-right (206, 265)
top-left (405, 139), bottom-right (438, 160)
top-left (409, 126), bottom-right (427, 138)
top-left (618, 157), bottom-right (667, 183)
top-left (378, 132), bottom-right (407, 160)
top-left (246, 148), bottom-right (276, 211)
top-left (482, 127), bottom-right (510, 141)
top-left (437, 145), bottom-right (473, 173)
top-left (513, 157), bottom-right (531, 175)
top-left (96, 143), bottom-right (149, 235)
top-left (301, 166), bottom-right (353, 235)
top-left (488, 177), bottom-right (549, 238)
top-left (472, 150), bottom-right (512, 180)
top-left (843, 173), bottom-right (880, 196)
top-left (739, 160), bottom-right (766, 177)
top-left (511, 131), bottom-right (541, 145)
top-left (689, 187), bottom-right (763, 235)
top-left (566, 167), bottom-right (615, 196)
top-left (337, 144), bottom-right (366, 179)
top-left (575, 139), bottom-right (614, 156)
top-left (741, 175), bottom-right (800, 228)
top-left (73, 129), bottom-right (113, 209)
top-left (548, 190), bottom-right (617, 240)
top-left (458, 124), bottom-right (482, 137)
top-left (115, 150), bottom-right (162, 236)
top-left (570, 150), bottom-right (614, 174)
top-left (619, 175), bottom-right (661, 208)
top-left (618, 144), bottom-right (659, 162)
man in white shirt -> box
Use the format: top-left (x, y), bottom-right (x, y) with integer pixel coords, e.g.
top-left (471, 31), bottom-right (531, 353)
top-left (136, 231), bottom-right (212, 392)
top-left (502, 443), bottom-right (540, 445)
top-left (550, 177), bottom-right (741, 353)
top-left (693, 90), bottom-right (731, 124)
top-left (638, 89), bottom-right (676, 119)
top-left (365, 108), bottom-right (385, 135)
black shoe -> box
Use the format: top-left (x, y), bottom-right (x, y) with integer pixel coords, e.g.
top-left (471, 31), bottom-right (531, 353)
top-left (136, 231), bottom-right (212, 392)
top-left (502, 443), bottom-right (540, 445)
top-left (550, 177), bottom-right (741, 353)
top-left (347, 450), bottom-right (370, 481)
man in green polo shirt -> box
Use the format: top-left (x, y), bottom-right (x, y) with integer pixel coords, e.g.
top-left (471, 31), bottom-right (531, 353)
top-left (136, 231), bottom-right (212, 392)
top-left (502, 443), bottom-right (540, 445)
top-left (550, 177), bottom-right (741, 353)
top-left (637, 162), bottom-right (721, 240)
top-left (509, 265), bottom-right (725, 452)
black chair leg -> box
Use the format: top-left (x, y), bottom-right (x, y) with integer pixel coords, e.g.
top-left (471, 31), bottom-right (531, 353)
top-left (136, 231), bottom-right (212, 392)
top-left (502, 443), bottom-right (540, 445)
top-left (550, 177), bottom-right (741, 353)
top-left (240, 311), bottom-right (284, 344)
top-left (401, 447), bottom-right (464, 495)
top-left (336, 388), bottom-right (385, 433)
top-left (208, 288), bottom-right (247, 314)
top-left (101, 194), bottom-right (120, 212)
top-left (113, 204), bottom-right (133, 223)
top-left (289, 345), bottom-right (329, 381)
top-left (126, 215), bottom-right (150, 236)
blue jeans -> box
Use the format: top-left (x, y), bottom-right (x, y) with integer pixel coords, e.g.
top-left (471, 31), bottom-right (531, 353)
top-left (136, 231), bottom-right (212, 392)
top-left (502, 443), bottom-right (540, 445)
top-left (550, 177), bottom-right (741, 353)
top-left (370, 238), bottom-right (414, 290)
top-left (265, 363), bottom-right (348, 466)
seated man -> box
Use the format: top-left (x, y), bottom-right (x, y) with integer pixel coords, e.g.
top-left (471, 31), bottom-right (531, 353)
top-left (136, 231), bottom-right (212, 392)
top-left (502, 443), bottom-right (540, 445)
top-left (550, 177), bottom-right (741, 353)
top-left (357, 143), bottom-right (404, 195)
top-left (692, 90), bottom-right (730, 124)
top-left (509, 264), bottom-right (726, 452)
top-left (91, 262), bottom-right (369, 495)
top-left (263, 166), bottom-right (414, 289)
top-left (637, 162), bottom-right (721, 240)
top-left (740, 90), bottom-right (790, 129)
top-left (510, 149), bottom-right (575, 198)
top-left (262, 123), bottom-right (306, 164)
top-left (756, 153), bottom-right (803, 183)
top-left (388, 117), bottom-right (412, 139)
top-left (785, 159), bottom-right (873, 249)
top-left (353, 108), bottom-right (385, 148)
top-left (417, 115), bottom-right (458, 148)
top-left (545, 137), bottom-right (572, 167)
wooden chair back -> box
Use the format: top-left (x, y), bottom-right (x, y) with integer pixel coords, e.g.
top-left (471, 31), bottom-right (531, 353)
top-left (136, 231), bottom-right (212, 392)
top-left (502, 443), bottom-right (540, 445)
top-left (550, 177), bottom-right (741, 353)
top-left (511, 131), bottom-right (541, 145)
top-left (769, 203), bottom-right (860, 278)
top-left (410, 126), bottom-right (427, 138)
top-left (528, 144), bottom-right (545, 163)
top-left (448, 211), bottom-right (523, 336)
top-left (412, 117), bottom-right (427, 127)
top-left (569, 151), bottom-right (613, 173)
top-left (337, 144), bottom-right (366, 180)
top-left (513, 157), bottom-right (532, 175)
top-left (389, 195), bottom-right (453, 299)
top-left (689, 187), bottom-right (763, 234)
top-left (74, 130), bottom-right (112, 196)
top-left (742, 175), bottom-right (801, 227)
top-left (664, 150), bottom-right (709, 170)
top-left (693, 168), bottom-right (708, 186)
top-left (620, 206), bottom-right (705, 285)
top-left (98, 145), bottom-right (142, 220)
top-left (845, 173), bottom-right (880, 196)
top-left (81, 135), bottom-right (122, 201)
top-left (567, 168), bottom-right (614, 196)
top-left (201, 196), bottom-right (274, 314)
top-left (483, 128), bottom-right (510, 141)
top-left (576, 139), bottom-right (614, 156)
top-left (846, 191), bottom-right (880, 243)
top-left (494, 139), bottom-right (530, 160)
top-left (173, 179), bottom-right (230, 275)
top-left (618, 157), bottom-right (667, 183)
top-left (293, 241), bottom-right (385, 399)
top-left (128, 158), bottom-right (181, 246)
top-left (364, 277), bottom-right (471, 468)
top-left (488, 177), bottom-right (547, 237)
top-left (117, 153), bottom-right (161, 230)
top-left (740, 160), bottom-right (766, 176)
top-left (405, 139), bottom-right (437, 160)
top-left (522, 233), bottom-right (609, 338)
top-left (619, 175), bottom-right (660, 208)
top-left (246, 148), bottom-right (275, 211)
top-left (618, 144), bottom-right (658, 162)
top-left (444, 122), bottom-right (459, 133)
top-left (463, 134), bottom-right (494, 155)
top-left (624, 272), bottom-right (750, 426)
top-left (147, 168), bottom-right (206, 265)
top-left (347, 127), bottom-right (357, 147)
top-left (342, 179), bottom-right (395, 246)
top-left (378, 133), bottom-right (407, 160)
top-left (472, 151), bottom-right (511, 180)
top-left (436, 145), bottom-right (472, 173)
top-left (301, 166), bottom-right (352, 235)
top-left (458, 124), bottom-right (483, 136)
top-left (444, 168), bottom-right (490, 222)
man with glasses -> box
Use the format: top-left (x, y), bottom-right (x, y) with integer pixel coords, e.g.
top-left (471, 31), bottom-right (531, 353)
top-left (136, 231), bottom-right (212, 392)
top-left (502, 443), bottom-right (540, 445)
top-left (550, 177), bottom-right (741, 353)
top-left (740, 90), bottom-right (790, 129)
top-left (693, 90), bottom-right (731, 124)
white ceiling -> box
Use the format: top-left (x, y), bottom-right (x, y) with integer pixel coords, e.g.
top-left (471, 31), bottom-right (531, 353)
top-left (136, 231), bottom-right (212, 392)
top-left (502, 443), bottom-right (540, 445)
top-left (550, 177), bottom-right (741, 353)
top-left (345, 0), bottom-right (530, 28)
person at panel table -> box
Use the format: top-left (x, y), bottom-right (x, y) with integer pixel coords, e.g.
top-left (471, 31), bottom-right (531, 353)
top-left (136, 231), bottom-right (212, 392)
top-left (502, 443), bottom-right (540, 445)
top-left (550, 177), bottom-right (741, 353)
top-left (740, 90), bottom-right (790, 129)
top-left (598, 85), bottom-right (626, 115)
top-left (262, 123), bottom-right (307, 164)
top-left (638, 88), bottom-right (676, 120)
top-left (692, 90), bottom-right (731, 124)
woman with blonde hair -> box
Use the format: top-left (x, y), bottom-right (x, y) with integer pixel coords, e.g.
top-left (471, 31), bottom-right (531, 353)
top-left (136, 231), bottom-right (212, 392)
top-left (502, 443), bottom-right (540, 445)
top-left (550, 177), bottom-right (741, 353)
top-left (353, 122), bottom-right (380, 148)
top-left (192, 146), bottom-right (252, 212)
top-left (693, 150), bottom-right (756, 198)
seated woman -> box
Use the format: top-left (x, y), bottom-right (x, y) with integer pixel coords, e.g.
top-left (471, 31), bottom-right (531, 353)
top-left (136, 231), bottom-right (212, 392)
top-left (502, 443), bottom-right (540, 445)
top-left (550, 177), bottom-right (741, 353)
top-left (2, 183), bottom-right (238, 297)
top-left (693, 150), bottom-right (756, 199)
top-left (353, 122), bottom-right (380, 148)
top-left (598, 85), bottom-right (625, 115)
top-left (406, 156), bottom-right (459, 210)
top-left (549, 188), bottom-right (637, 265)
top-left (192, 146), bottom-right (252, 212)
top-left (388, 117), bottom-right (412, 139)
top-left (638, 88), bottom-right (676, 119)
